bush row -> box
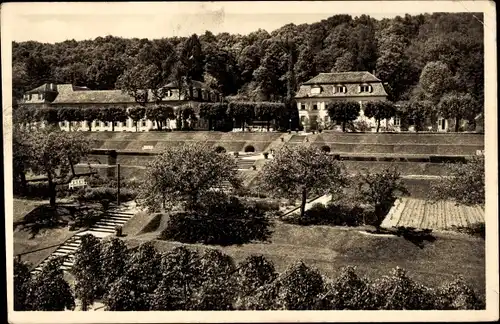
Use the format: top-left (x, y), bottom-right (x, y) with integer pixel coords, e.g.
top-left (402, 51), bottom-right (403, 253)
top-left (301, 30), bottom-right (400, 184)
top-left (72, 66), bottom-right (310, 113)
top-left (14, 242), bottom-right (485, 311)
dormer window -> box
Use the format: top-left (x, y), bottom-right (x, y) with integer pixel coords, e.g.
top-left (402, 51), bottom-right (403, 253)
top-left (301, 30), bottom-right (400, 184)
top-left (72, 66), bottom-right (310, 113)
top-left (360, 85), bottom-right (372, 93)
top-left (310, 86), bottom-right (322, 95)
top-left (166, 90), bottom-right (172, 97)
top-left (38, 93), bottom-right (43, 100)
top-left (335, 85), bottom-right (347, 93)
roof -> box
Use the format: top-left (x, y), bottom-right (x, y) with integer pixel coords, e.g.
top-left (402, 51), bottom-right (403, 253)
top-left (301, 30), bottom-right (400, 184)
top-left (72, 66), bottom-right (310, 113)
top-left (51, 84), bottom-right (135, 104)
top-left (295, 82), bottom-right (388, 99)
top-left (25, 83), bottom-right (57, 94)
top-left (303, 71), bottom-right (381, 85)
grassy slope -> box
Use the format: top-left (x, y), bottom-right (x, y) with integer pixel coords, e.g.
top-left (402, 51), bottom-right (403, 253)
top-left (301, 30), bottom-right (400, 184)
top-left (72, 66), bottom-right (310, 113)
top-left (124, 221), bottom-right (485, 295)
top-left (13, 199), bottom-right (76, 267)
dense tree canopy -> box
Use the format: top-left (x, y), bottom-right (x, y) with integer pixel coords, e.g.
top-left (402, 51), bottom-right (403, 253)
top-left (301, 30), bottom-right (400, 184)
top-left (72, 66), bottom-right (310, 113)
top-left (12, 13), bottom-right (483, 114)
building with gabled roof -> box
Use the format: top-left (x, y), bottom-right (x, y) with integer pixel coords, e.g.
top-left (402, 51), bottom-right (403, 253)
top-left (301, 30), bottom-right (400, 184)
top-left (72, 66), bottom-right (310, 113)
top-left (294, 71), bottom-right (395, 132)
top-left (18, 81), bottom-right (220, 131)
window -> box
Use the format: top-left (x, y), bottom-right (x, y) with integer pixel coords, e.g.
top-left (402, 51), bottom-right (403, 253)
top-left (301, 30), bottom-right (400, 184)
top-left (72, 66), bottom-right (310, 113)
top-left (38, 93), bottom-right (43, 100)
top-left (394, 117), bottom-right (401, 127)
top-left (133, 120), bottom-right (137, 127)
top-left (141, 120), bottom-right (146, 127)
top-left (335, 85), bottom-right (347, 93)
top-left (311, 87), bottom-right (321, 95)
top-left (105, 122), bottom-right (109, 127)
top-left (300, 116), bottom-right (306, 123)
top-left (360, 85), bottom-right (371, 92)
top-left (28, 94), bottom-right (32, 100)
top-left (313, 104), bottom-right (318, 110)
top-left (300, 104), bottom-right (306, 110)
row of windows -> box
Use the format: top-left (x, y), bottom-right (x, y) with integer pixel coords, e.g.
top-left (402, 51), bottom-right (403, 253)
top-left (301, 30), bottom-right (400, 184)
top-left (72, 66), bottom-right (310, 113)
top-left (310, 84), bottom-right (373, 95)
top-left (298, 116), bottom-right (401, 126)
top-left (24, 94), bottom-right (44, 101)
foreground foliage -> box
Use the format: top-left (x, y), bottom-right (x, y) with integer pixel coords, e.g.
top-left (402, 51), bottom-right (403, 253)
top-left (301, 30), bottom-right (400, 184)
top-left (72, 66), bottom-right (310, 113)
top-left (15, 243), bottom-right (485, 311)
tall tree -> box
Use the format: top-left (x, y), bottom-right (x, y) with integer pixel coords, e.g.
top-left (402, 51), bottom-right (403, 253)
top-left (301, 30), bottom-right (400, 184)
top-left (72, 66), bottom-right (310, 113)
top-left (417, 61), bottom-right (454, 104)
top-left (260, 145), bottom-right (348, 219)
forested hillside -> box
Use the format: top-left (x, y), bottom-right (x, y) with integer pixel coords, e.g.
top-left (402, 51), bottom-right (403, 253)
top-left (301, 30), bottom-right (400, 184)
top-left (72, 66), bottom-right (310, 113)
top-left (12, 13), bottom-right (483, 107)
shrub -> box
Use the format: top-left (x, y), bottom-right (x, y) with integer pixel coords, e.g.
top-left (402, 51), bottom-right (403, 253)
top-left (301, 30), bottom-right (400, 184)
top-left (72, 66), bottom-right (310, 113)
top-left (451, 222), bottom-right (485, 239)
top-left (77, 187), bottom-right (138, 208)
top-left (319, 266), bottom-right (375, 310)
top-left (320, 145), bottom-right (331, 153)
top-left (160, 192), bottom-right (273, 245)
top-left (435, 276), bottom-right (485, 310)
top-left (370, 267), bottom-right (437, 310)
top-left (214, 146), bottom-right (226, 153)
top-left (274, 261), bottom-right (325, 310)
top-left (244, 145), bottom-right (255, 153)
top-left (352, 120), bottom-right (372, 132)
top-left (234, 255), bottom-right (278, 310)
top-left (283, 201), bottom-right (366, 227)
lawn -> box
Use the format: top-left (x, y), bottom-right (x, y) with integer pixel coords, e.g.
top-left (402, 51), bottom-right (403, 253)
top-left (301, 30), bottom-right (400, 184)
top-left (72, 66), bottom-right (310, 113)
top-left (124, 220), bottom-right (485, 295)
top-left (13, 199), bottom-right (78, 268)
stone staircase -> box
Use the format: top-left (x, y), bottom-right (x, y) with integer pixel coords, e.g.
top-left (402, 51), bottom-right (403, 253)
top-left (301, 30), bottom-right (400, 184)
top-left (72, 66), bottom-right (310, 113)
top-left (285, 134), bottom-right (307, 147)
top-left (236, 159), bottom-right (256, 170)
top-left (32, 208), bottom-right (135, 273)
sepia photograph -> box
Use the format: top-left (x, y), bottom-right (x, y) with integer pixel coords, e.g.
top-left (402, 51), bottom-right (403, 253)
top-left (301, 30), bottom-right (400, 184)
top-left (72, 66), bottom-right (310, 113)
top-left (2, 1), bottom-right (498, 322)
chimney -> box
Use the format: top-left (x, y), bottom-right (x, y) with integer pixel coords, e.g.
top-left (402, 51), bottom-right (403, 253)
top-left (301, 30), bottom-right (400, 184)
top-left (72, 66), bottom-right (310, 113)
top-left (372, 70), bottom-right (376, 76)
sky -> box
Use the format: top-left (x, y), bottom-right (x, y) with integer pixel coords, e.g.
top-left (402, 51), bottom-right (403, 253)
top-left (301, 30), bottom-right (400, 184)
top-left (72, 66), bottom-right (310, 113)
top-left (2, 1), bottom-right (490, 44)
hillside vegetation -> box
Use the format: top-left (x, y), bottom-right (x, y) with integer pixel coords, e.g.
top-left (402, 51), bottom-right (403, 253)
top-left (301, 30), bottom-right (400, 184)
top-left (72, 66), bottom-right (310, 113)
top-left (13, 13), bottom-right (483, 107)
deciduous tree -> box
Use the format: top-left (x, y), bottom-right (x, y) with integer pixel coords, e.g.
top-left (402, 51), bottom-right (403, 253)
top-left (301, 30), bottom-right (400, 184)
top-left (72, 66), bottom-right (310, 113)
top-left (438, 92), bottom-right (477, 132)
top-left (127, 106), bottom-right (146, 132)
top-left (139, 142), bottom-right (240, 210)
top-left (363, 101), bottom-right (397, 132)
top-left (260, 145), bottom-right (348, 219)
top-left (327, 101), bottom-right (361, 132)
top-left (430, 155), bottom-right (484, 206)
top-left (357, 168), bottom-right (409, 230)
top-left (26, 128), bottom-right (92, 207)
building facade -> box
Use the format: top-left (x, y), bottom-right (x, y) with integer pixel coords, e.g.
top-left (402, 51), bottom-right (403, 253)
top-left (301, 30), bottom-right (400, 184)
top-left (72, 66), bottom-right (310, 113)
top-left (19, 81), bottom-right (221, 132)
top-left (294, 71), bottom-right (398, 132)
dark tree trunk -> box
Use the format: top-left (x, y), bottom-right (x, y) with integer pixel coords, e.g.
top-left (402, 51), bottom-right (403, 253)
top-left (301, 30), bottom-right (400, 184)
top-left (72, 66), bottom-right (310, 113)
top-left (47, 175), bottom-right (57, 208)
top-left (111, 123), bottom-right (115, 132)
top-left (88, 121), bottom-right (92, 131)
top-left (455, 117), bottom-right (460, 132)
top-left (299, 188), bottom-right (307, 219)
top-left (342, 120), bottom-right (346, 132)
top-left (267, 120), bottom-right (270, 131)
top-left (376, 119), bottom-right (380, 132)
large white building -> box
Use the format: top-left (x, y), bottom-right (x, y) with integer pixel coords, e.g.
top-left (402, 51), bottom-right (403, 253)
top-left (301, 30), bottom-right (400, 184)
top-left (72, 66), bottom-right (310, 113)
top-left (294, 71), bottom-right (401, 132)
top-left (18, 80), bottom-right (221, 131)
